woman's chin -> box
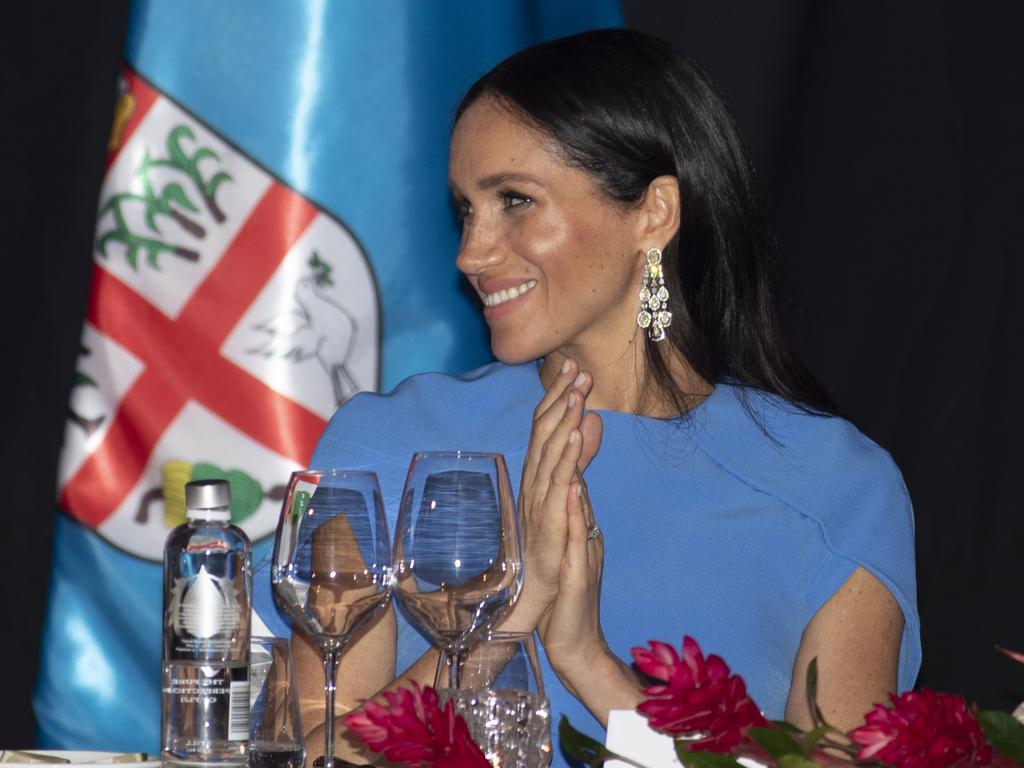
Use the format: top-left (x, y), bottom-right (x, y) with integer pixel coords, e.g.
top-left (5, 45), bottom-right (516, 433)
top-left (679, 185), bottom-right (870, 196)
top-left (489, 338), bottom-right (543, 366)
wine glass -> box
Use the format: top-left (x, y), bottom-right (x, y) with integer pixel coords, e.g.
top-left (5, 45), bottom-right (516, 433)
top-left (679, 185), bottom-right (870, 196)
top-left (271, 470), bottom-right (392, 768)
top-left (393, 451), bottom-right (522, 689)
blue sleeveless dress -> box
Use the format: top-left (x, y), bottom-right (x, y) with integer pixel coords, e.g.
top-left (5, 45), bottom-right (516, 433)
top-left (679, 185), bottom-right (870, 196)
top-left (253, 361), bottom-right (920, 766)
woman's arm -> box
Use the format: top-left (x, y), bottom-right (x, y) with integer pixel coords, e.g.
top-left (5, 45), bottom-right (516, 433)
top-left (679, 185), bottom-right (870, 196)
top-left (784, 566), bottom-right (904, 732)
top-left (293, 605), bottom-right (397, 736)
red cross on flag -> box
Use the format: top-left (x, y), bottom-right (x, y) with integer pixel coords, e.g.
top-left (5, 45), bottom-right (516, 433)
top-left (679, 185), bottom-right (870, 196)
top-left (59, 69), bottom-right (380, 562)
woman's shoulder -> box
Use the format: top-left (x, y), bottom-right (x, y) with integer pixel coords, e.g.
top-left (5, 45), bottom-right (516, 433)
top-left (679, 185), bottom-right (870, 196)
top-left (696, 383), bottom-right (910, 524)
top-left (310, 361), bottom-right (538, 466)
top-left (339, 360), bottom-right (536, 418)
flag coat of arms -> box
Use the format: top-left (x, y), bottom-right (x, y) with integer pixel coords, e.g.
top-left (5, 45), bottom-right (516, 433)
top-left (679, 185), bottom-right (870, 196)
top-left (62, 68), bottom-right (379, 562)
top-left (35, 0), bottom-right (621, 750)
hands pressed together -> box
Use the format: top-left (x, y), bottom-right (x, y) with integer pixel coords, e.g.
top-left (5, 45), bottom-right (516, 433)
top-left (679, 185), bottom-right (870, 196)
top-left (501, 358), bottom-right (643, 723)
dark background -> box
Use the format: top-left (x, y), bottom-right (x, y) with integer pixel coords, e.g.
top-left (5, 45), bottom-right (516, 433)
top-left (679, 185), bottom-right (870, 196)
top-left (2, 0), bottom-right (1022, 747)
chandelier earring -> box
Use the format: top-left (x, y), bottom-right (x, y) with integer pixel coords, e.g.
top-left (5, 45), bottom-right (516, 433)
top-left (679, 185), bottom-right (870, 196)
top-left (637, 247), bottom-right (672, 342)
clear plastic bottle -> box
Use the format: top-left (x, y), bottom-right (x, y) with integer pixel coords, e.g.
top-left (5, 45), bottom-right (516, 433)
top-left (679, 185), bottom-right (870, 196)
top-left (162, 479), bottom-right (251, 767)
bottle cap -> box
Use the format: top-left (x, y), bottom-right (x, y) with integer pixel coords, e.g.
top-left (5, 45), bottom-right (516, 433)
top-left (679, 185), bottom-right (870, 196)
top-left (185, 479), bottom-right (231, 520)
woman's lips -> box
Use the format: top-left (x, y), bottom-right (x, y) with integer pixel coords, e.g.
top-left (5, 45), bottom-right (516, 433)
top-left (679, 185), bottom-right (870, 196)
top-left (482, 279), bottom-right (538, 307)
top-left (480, 279), bottom-right (537, 320)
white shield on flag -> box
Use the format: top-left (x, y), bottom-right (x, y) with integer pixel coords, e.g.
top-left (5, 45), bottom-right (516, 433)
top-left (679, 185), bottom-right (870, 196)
top-left (58, 68), bottom-right (380, 561)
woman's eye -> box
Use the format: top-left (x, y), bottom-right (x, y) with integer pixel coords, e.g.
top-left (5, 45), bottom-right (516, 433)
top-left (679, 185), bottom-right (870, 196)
top-left (499, 190), bottom-right (532, 210)
top-left (454, 199), bottom-right (473, 222)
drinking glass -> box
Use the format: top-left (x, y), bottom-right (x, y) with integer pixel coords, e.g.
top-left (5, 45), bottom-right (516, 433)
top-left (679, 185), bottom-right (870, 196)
top-left (393, 452), bottom-right (522, 688)
top-left (436, 631), bottom-right (551, 768)
top-left (249, 636), bottom-right (304, 768)
top-left (271, 470), bottom-right (392, 768)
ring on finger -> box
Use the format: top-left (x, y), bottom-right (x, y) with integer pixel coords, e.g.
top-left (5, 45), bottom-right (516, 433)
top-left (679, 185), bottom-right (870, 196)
top-left (587, 523), bottom-right (601, 541)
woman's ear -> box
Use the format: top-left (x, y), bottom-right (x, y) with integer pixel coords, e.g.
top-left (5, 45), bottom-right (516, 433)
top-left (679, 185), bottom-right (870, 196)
top-left (636, 175), bottom-right (681, 248)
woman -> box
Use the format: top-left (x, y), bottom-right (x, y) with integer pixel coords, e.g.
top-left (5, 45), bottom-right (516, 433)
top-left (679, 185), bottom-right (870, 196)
top-left (255, 28), bottom-right (919, 762)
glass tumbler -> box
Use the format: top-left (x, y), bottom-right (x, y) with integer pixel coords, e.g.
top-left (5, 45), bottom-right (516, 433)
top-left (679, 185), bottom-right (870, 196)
top-left (435, 630), bottom-right (552, 768)
top-left (248, 636), bottom-right (304, 768)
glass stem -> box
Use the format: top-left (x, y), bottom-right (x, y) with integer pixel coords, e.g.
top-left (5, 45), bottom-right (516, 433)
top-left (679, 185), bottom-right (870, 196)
top-left (447, 648), bottom-right (466, 689)
top-left (322, 642), bottom-right (341, 768)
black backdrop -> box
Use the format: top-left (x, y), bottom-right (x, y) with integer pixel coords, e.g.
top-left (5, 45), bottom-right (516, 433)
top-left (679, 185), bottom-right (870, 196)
top-left (2, 0), bottom-right (1022, 748)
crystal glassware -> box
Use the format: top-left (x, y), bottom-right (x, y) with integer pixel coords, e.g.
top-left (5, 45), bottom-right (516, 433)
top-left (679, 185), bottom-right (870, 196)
top-left (393, 451), bottom-right (522, 688)
top-left (271, 470), bottom-right (392, 768)
top-left (436, 630), bottom-right (551, 768)
top-left (248, 636), bottom-right (304, 768)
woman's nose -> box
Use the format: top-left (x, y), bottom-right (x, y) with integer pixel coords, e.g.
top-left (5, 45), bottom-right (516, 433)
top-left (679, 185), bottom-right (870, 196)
top-left (455, 223), bottom-right (504, 276)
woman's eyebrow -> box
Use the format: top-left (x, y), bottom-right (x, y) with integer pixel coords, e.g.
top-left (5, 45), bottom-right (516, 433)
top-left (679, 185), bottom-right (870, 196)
top-left (476, 171), bottom-right (544, 190)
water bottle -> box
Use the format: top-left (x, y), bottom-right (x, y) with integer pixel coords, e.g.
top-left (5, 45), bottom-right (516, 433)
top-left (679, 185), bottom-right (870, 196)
top-left (162, 479), bottom-right (252, 767)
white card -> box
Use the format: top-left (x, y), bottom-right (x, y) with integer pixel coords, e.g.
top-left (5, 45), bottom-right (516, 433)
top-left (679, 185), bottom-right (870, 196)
top-left (605, 710), bottom-right (765, 768)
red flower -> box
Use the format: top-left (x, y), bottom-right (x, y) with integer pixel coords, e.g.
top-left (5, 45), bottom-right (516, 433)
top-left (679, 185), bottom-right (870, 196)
top-left (850, 689), bottom-right (997, 768)
top-left (341, 683), bottom-right (490, 768)
top-left (631, 636), bottom-right (767, 752)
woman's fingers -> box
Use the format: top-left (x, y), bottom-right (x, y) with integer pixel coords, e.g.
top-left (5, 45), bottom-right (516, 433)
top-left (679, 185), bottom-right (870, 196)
top-left (524, 428), bottom-right (583, 597)
top-left (530, 378), bottom-right (590, 504)
top-left (566, 478), bottom-right (602, 580)
top-left (523, 367), bottom-right (592, 501)
top-left (564, 480), bottom-right (588, 573)
top-left (536, 479), bottom-right (606, 682)
top-left (537, 427), bottom-right (583, 533)
top-left (522, 359), bottom-right (579, 487)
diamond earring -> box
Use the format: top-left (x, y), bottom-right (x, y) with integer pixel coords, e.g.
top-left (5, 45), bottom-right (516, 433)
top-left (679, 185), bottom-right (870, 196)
top-left (637, 247), bottom-right (672, 342)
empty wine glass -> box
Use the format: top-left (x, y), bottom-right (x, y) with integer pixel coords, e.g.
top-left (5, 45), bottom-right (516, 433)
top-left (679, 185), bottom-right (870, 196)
top-left (271, 470), bottom-right (392, 768)
top-left (393, 451), bottom-right (522, 689)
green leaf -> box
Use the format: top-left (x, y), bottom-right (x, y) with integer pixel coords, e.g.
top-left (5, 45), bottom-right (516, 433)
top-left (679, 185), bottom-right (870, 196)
top-left (192, 146), bottom-right (218, 168)
top-left (558, 716), bottom-right (631, 768)
top-left (804, 658), bottom-right (828, 728)
top-left (125, 244), bottom-right (139, 270)
top-left (746, 726), bottom-right (801, 759)
top-left (167, 124), bottom-right (196, 169)
top-left (95, 231), bottom-right (122, 260)
top-left (777, 755), bottom-right (820, 768)
top-left (799, 725), bottom-right (829, 755)
top-left (768, 720), bottom-right (802, 735)
top-left (672, 744), bottom-right (744, 768)
top-left (74, 371), bottom-right (98, 388)
top-left (977, 709), bottom-right (1024, 762)
top-left (205, 170), bottom-right (232, 197)
top-left (162, 182), bottom-right (200, 214)
top-left (144, 244), bottom-right (163, 269)
top-left (143, 199), bottom-right (164, 234)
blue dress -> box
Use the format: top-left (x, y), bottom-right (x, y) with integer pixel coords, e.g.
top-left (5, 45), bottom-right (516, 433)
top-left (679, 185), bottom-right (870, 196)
top-left (254, 361), bottom-right (920, 764)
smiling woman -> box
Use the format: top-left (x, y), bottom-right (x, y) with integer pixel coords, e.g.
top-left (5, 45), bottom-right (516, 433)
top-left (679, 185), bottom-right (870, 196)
top-left (450, 100), bottom-right (648, 375)
top-left (252, 28), bottom-right (920, 768)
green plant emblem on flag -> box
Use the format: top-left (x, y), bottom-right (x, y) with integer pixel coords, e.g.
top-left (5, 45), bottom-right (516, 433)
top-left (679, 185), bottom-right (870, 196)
top-left (133, 459), bottom-right (286, 530)
top-left (96, 124), bottom-right (232, 270)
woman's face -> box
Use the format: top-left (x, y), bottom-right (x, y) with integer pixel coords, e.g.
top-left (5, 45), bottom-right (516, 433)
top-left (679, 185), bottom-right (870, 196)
top-left (450, 98), bottom-right (645, 365)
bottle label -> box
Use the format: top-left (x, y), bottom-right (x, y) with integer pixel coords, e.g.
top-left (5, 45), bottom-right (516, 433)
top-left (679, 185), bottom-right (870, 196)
top-left (167, 563), bottom-right (243, 655)
top-left (228, 677), bottom-right (251, 741)
top-left (163, 664), bottom-right (250, 745)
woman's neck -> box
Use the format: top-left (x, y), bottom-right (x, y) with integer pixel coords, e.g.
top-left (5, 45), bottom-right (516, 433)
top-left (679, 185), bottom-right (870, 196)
top-left (538, 339), bottom-right (712, 418)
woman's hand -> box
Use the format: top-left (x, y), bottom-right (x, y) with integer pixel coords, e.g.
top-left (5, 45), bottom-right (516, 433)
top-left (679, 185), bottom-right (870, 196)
top-left (501, 358), bottom-right (600, 633)
top-left (536, 477), bottom-right (605, 675)
top-left (535, 476), bottom-right (643, 727)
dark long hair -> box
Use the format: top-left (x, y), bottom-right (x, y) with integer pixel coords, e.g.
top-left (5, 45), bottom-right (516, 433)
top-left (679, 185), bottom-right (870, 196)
top-left (457, 28), bottom-right (835, 416)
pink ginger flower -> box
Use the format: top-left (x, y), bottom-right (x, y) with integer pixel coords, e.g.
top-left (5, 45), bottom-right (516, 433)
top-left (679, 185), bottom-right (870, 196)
top-left (341, 683), bottom-right (490, 768)
top-left (631, 636), bottom-right (767, 752)
top-left (850, 689), bottom-right (998, 768)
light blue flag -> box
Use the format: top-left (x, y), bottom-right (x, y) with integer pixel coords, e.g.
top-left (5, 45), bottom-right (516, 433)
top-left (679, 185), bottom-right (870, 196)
top-left (35, 0), bottom-right (621, 751)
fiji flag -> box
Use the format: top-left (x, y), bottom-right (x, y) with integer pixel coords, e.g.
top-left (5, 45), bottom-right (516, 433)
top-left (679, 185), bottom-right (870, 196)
top-left (35, 0), bottom-right (621, 751)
